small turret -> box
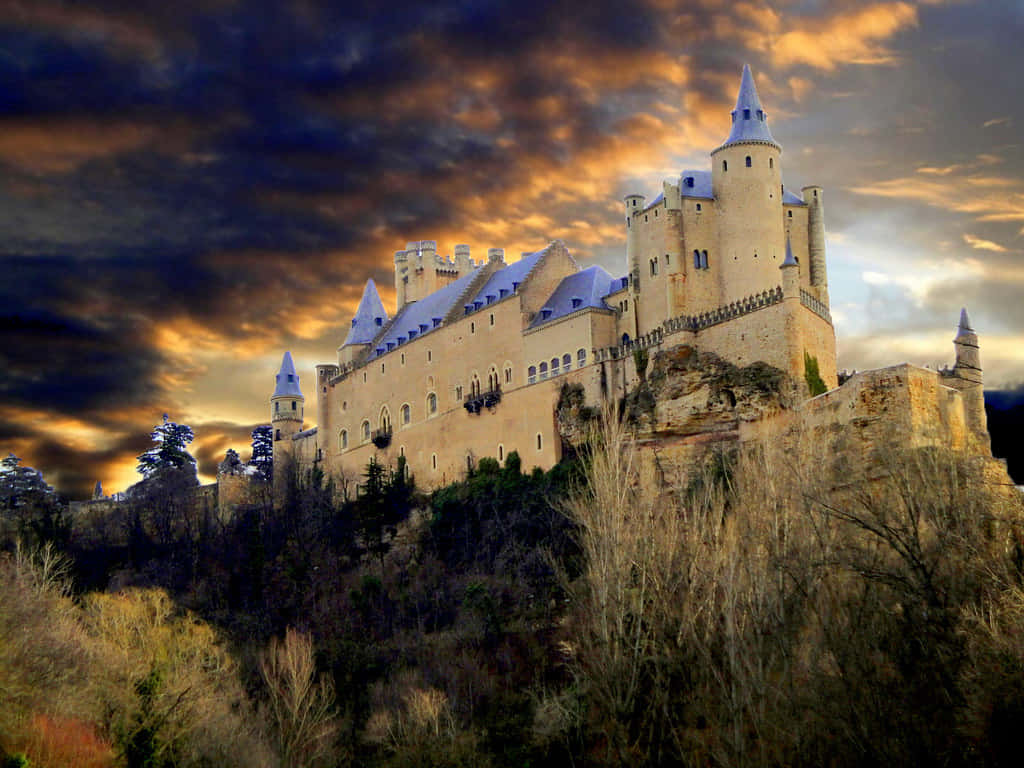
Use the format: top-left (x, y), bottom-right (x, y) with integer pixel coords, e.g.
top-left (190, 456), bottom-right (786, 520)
top-left (802, 185), bottom-right (828, 302)
top-left (624, 194), bottom-right (645, 289)
top-left (487, 247), bottom-right (505, 265)
top-left (394, 250), bottom-right (408, 310)
top-left (271, 350), bottom-right (304, 452)
top-left (953, 307), bottom-right (982, 385)
top-left (340, 279), bottom-right (388, 365)
top-left (780, 236), bottom-right (799, 298)
top-left (454, 244), bottom-right (473, 274)
top-left (716, 64), bottom-right (779, 152)
top-left (948, 307), bottom-right (987, 447)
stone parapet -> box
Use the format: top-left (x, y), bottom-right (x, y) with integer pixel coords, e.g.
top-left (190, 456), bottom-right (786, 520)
top-left (800, 289), bottom-right (831, 323)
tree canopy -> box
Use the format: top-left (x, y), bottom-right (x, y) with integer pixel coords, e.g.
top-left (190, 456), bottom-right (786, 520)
top-left (136, 415), bottom-right (197, 479)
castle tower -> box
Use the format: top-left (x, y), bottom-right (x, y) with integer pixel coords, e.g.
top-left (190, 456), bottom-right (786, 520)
top-left (779, 237), bottom-right (803, 381)
top-left (947, 308), bottom-right (987, 445)
top-left (394, 249), bottom-right (408, 311)
top-left (623, 194), bottom-right (644, 291)
top-left (339, 279), bottom-right (388, 366)
top-left (802, 184), bottom-right (829, 303)
top-left (271, 351), bottom-right (304, 484)
top-left (711, 65), bottom-right (786, 302)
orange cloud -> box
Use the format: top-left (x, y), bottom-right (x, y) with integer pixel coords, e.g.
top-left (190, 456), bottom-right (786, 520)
top-left (963, 234), bottom-right (1008, 253)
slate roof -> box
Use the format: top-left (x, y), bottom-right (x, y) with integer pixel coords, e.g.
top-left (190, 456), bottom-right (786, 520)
top-left (678, 171), bottom-right (713, 200)
top-left (343, 279), bottom-right (389, 346)
top-left (718, 64), bottom-right (779, 151)
top-left (528, 266), bottom-right (615, 330)
top-left (465, 247), bottom-right (546, 313)
top-left (273, 351), bottom-right (303, 398)
top-left (957, 307), bottom-right (974, 336)
top-left (782, 236), bottom-right (798, 267)
top-left (369, 267), bottom-right (482, 358)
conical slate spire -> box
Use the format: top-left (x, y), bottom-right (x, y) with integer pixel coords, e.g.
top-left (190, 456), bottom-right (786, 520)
top-left (957, 306), bottom-right (974, 335)
top-left (273, 351), bottom-right (303, 398)
top-left (719, 64), bottom-right (779, 150)
top-left (343, 278), bottom-right (389, 346)
top-left (781, 235), bottom-right (798, 267)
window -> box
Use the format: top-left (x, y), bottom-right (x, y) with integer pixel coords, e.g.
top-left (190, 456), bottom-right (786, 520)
top-left (769, 158), bottom-right (774, 169)
top-left (471, 322), bottom-right (475, 333)
top-left (788, 210), bottom-right (793, 218)
top-left (401, 403), bottom-right (410, 425)
top-left (362, 421), bottom-right (370, 441)
top-left (340, 430), bottom-right (348, 450)
top-left (427, 392), bottom-right (437, 414)
top-left (701, 250), bottom-right (708, 269)
top-left (381, 363), bottom-right (384, 374)
top-left (379, 407), bottom-right (391, 433)
top-left (539, 362), bottom-right (548, 381)
top-left (471, 374), bottom-right (481, 396)
top-left (275, 429), bottom-right (281, 440)
top-left (363, 372), bottom-right (367, 383)
top-left (488, 368), bottom-right (498, 391)
top-left (745, 155), bottom-right (752, 167)
top-left (536, 433), bottom-right (543, 451)
top-left (624, 299), bottom-right (628, 312)
top-left (292, 401), bottom-right (296, 411)
top-left (455, 384), bottom-right (463, 400)
top-left (528, 365), bottom-right (537, 384)
top-left (401, 353), bottom-right (405, 365)
top-left (432, 454), bottom-right (437, 470)
top-left (504, 365), bottom-right (512, 384)
top-left (743, 108), bottom-right (750, 119)
top-left (399, 445), bottom-right (404, 457)
top-left (577, 348), bottom-right (586, 367)
top-left (551, 357), bottom-right (560, 376)
top-left (427, 350), bottom-right (432, 361)
top-left (489, 313), bottom-right (494, 326)
top-left (571, 297), bottom-right (582, 309)
top-left (498, 445), bottom-right (504, 462)
top-left (342, 400), bottom-right (347, 411)
top-left (562, 353), bottom-right (571, 371)
top-left (694, 249), bottom-right (700, 269)
top-left (723, 160), bottom-right (728, 172)
top-left (275, 402), bottom-right (279, 413)
top-left (665, 253), bottom-right (670, 265)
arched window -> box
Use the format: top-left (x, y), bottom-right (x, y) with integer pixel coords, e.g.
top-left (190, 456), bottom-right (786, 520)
top-left (696, 203), bottom-right (702, 212)
top-left (275, 429), bottom-right (281, 441)
top-left (650, 259), bottom-right (657, 276)
top-left (427, 392), bottom-right (437, 415)
top-left (361, 421), bottom-right (370, 442)
top-left (488, 367), bottom-right (499, 391)
top-left (539, 362), bottom-right (548, 381)
top-left (340, 430), bottom-right (348, 450)
top-left (471, 374), bottom-right (481, 396)
top-left (551, 357), bottom-right (560, 376)
top-left (787, 210), bottom-right (793, 218)
top-left (693, 249), bottom-right (700, 269)
top-left (769, 157), bottom-right (774, 169)
top-left (379, 407), bottom-right (391, 433)
top-left (621, 333), bottom-right (631, 346)
top-left (665, 253), bottom-right (670, 265)
top-left (745, 155), bottom-right (752, 167)
top-left (701, 250), bottom-right (708, 269)
top-left (504, 364), bottom-right (512, 385)
top-left (455, 384), bottom-right (463, 400)
top-left (401, 403), bottom-right (411, 425)
top-left (577, 348), bottom-right (587, 367)
top-left (275, 402), bottom-right (279, 413)
top-left (723, 160), bottom-right (728, 172)
top-left (562, 353), bottom-right (571, 371)
top-left (291, 401), bottom-right (296, 410)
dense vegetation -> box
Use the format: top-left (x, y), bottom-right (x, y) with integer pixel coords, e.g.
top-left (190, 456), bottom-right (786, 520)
top-left (3, 410), bottom-right (1024, 766)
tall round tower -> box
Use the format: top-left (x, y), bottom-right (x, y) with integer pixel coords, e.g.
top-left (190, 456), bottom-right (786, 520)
top-left (271, 351), bottom-right (304, 483)
top-left (711, 65), bottom-right (786, 302)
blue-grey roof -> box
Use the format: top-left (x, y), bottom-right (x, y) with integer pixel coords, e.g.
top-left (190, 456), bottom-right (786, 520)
top-left (529, 266), bottom-right (615, 330)
top-left (343, 279), bottom-right (389, 346)
top-left (782, 236), bottom-right (798, 267)
top-left (369, 267), bottom-right (482, 358)
top-left (465, 248), bottom-right (546, 312)
top-left (605, 275), bottom-right (630, 296)
top-left (957, 307), bottom-right (974, 335)
top-left (783, 188), bottom-right (805, 205)
top-left (678, 170), bottom-right (713, 200)
top-left (718, 64), bottom-right (779, 151)
top-left (273, 351), bottom-right (303, 398)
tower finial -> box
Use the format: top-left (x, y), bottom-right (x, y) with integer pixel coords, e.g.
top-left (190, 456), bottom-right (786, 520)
top-left (718, 64), bottom-right (779, 151)
top-left (781, 234), bottom-right (798, 267)
top-left (957, 306), bottom-right (973, 334)
top-left (273, 351), bottom-right (303, 398)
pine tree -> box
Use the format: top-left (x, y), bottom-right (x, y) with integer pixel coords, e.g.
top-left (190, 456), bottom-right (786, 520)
top-left (136, 415), bottom-right (197, 479)
top-left (0, 453), bottom-right (67, 545)
top-left (249, 425), bottom-right (274, 483)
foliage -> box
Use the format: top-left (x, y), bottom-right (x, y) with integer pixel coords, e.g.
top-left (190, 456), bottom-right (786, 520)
top-left (804, 350), bottom-right (828, 396)
top-left (250, 425), bottom-right (275, 483)
top-left (632, 347), bottom-right (649, 381)
top-left (0, 455), bottom-right (68, 548)
top-left (136, 415), bottom-right (197, 479)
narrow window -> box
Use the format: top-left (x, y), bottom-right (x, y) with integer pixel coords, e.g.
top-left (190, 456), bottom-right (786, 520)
top-left (562, 353), bottom-right (571, 371)
top-left (536, 433), bottom-right (543, 451)
top-left (489, 313), bottom-right (494, 326)
top-left (696, 203), bottom-right (702, 212)
top-left (428, 392), bottom-right (437, 414)
top-left (362, 421), bottom-right (370, 441)
top-left (275, 402), bottom-right (279, 413)
top-left (471, 322), bottom-right (475, 333)
top-left (551, 357), bottom-right (560, 376)
top-left (427, 350), bottom-right (432, 362)
top-left (577, 348), bottom-right (586, 367)
top-left (342, 401), bottom-right (347, 411)
top-left (701, 250), bottom-right (708, 269)
top-left (401, 353), bottom-right (405, 365)
top-left (723, 160), bottom-right (728, 172)
top-left (624, 299), bottom-right (628, 312)
top-left (292, 401), bottom-right (296, 411)
top-left (769, 158), bottom-right (774, 169)
top-left (540, 362), bottom-right (548, 380)
top-left (381, 363), bottom-right (384, 374)
top-left (788, 210), bottom-right (793, 218)
top-left (743, 108), bottom-right (751, 119)
top-left (644, 215), bottom-right (648, 222)
top-left (504, 366), bottom-right (512, 384)
top-left (745, 155), bottom-right (752, 167)
top-left (340, 430), bottom-right (348, 450)
top-left (528, 365), bottom-right (537, 384)
top-left (498, 445), bottom-right (504, 461)
top-left (694, 250), bottom-right (700, 269)
top-left (363, 372), bottom-right (367, 383)
top-left (665, 253), bottom-right (670, 265)
top-left (432, 454), bottom-right (437, 470)
top-left (275, 429), bottom-right (281, 440)
top-left (402, 404), bottom-right (410, 425)
top-left (456, 385), bottom-right (463, 400)
top-left (650, 260), bottom-right (656, 277)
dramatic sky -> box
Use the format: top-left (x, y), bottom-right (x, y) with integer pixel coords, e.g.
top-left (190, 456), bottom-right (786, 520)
top-left (2, 0), bottom-right (1022, 497)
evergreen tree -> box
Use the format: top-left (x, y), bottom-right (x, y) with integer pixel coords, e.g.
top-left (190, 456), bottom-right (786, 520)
top-left (136, 415), bottom-right (197, 479)
top-left (249, 425), bottom-right (274, 482)
top-left (0, 453), bottom-right (67, 545)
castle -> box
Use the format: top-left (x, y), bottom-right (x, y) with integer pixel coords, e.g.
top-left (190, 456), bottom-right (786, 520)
top-left (269, 66), bottom-right (990, 492)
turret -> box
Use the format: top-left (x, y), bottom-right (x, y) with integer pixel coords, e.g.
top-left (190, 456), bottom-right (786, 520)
top-left (454, 244), bottom-right (473, 274)
top-left (394, 249), bottom-right (408, 311)
top-left (487, 247), bottom-right (505, 265)
top-left (339, 279), bottom-right (388, 366)
top-left (802, 184), bottom-right (828, 303)
top-left (711, 65), bottom-right (785, 302)
top-left (780, 237), bottom-right (803, 381)
top-left (315, 363), bottom-right (339, 438)
top-left (623, 194), bottom-right (645, 289)
top-left (950, 308), bottom-right (987, 446)
top-left (271, 351), bottom-right (304, 482)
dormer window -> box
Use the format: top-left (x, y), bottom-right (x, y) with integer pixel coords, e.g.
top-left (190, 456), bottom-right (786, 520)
top-left (408, 329), bottom-right (417, 339)
top-left (757, 110), bottom-right (764, 121)
top-left (375, 317), bottom-right (383, 326)
top-left (745, 156), bottom-right (752, 167)
top-left (432, 317), bottom-right (442, 327)
top-left (419, 323), bottom-right (429, 333)
top-left (499, 288), bottom-right (509, 298)
top-left (541, 308), bottom-right (553, 320)
top-left (696, 203), bottom-right (702, 212)
top-left (351, 318), bottom-right (357, 327)
top-left (743, 108), bottom-right (751, 119)
top-left (685, 176), bottom-right (694, 188)
top-left (571, 297), bottom-right (582, 309)
top-left (512, 281), bottom-right (520, 291)
top-left (287, 374), bottom-right (293, 382)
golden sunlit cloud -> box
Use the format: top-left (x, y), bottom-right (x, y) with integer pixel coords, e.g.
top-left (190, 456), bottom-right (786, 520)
top-left (963, 233), bottom-right (1008, 253)
top-left (983, 116), bottom-right (1012, 128)
top-left (849, 174), bottom-right (1024, 224)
